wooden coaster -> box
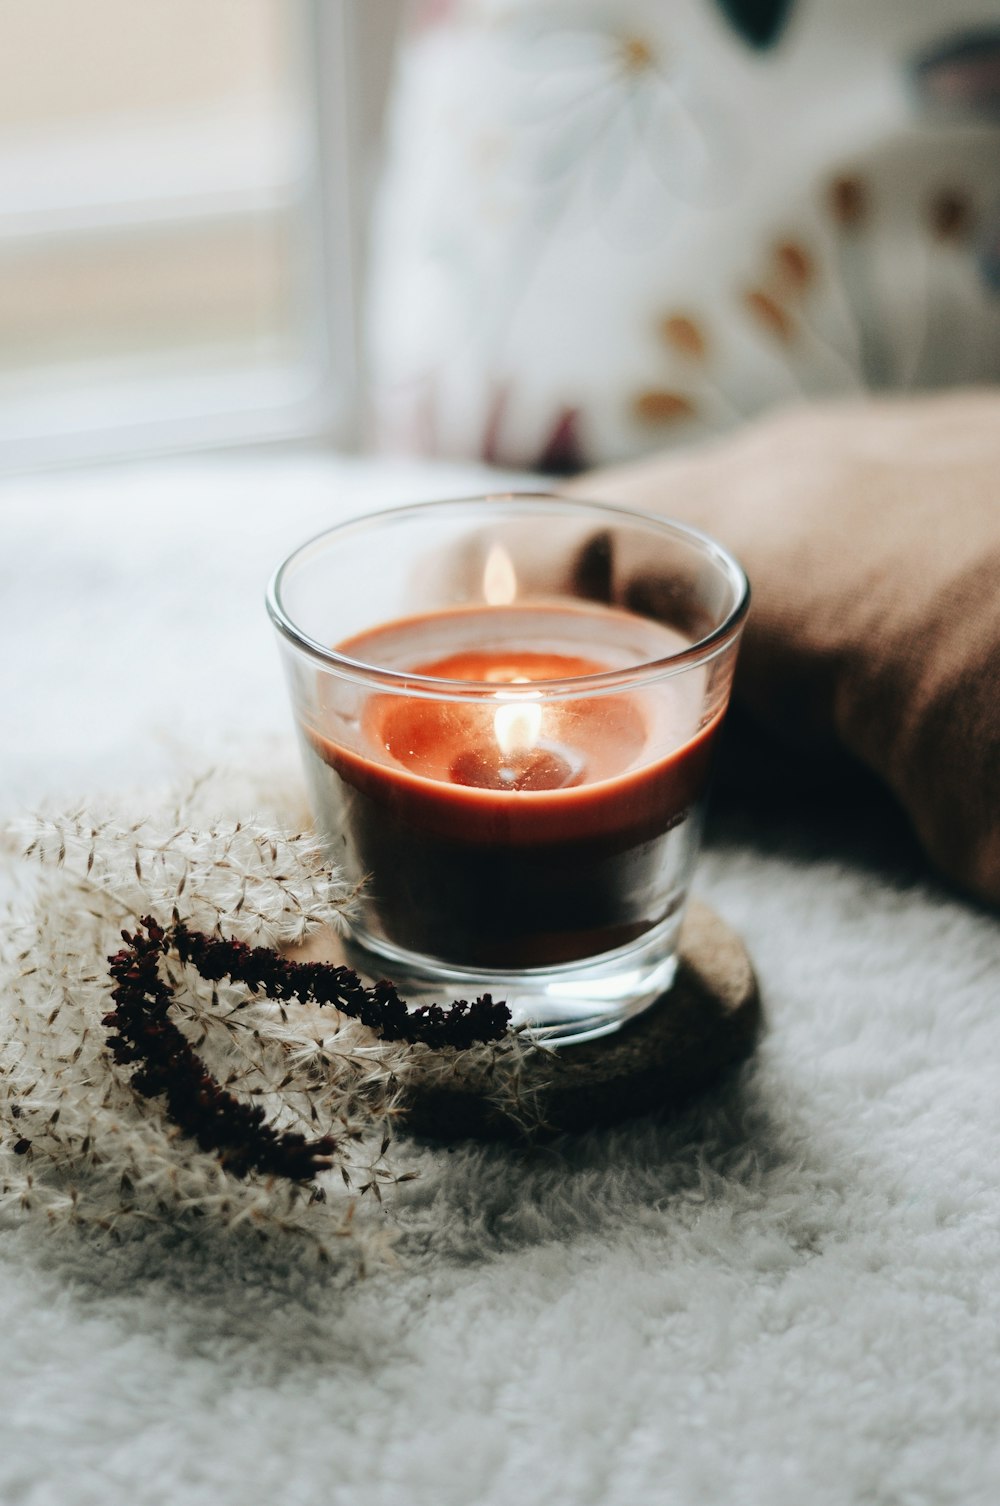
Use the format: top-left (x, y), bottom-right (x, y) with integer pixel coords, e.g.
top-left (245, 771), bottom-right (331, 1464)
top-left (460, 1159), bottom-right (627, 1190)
top-left (289, 901), bottom-right (761, 1142)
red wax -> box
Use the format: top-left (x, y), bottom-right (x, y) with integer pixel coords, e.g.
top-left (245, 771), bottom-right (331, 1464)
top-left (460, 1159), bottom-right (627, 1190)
top-left (302, 606), bottom-right (721, 968)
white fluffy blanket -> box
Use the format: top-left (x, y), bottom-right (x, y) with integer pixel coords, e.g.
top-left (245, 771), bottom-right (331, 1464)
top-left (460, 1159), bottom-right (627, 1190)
top-left (3, 457), bottom-right (999, 1506)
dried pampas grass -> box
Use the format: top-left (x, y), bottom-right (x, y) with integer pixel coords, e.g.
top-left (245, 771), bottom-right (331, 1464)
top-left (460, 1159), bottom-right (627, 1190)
top-left (0, 770), bottom-right (526, 1271)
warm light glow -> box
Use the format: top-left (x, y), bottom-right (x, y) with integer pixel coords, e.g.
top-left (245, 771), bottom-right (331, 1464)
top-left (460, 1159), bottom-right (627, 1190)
top-left (483, 544), bottom-right (517, 605)
top-left (494, 695), bottom-right (543, 757)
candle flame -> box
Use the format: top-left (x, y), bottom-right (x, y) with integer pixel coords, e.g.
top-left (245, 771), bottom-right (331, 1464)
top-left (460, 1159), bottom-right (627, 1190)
top-left (494, 694), bottom-right (543, 758)
top-left (483, 545), bottom-right (517, 606)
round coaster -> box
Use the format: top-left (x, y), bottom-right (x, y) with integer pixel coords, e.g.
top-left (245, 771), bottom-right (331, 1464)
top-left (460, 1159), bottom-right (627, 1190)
top-left (288, 901), bottom-right (760, 1142)
top-left (407, 900), bottom-right (759, 1141)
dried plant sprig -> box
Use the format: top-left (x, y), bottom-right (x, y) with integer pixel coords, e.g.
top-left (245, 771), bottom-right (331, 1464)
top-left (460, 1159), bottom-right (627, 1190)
top-left (0, 769), bottom-right (529, 1266)
top-left (103, 916), bottom-right (511, 1184)
top-left (13, 806), bottom-right (351, 948)
top-left (105, 918), bottom-right (338, 1182)
top-left (169, 921), bottom-right (511, 1050)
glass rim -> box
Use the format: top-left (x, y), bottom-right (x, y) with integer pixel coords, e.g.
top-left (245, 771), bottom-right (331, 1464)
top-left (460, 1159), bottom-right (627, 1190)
top-left (266, 493), bottom-right (750, 699)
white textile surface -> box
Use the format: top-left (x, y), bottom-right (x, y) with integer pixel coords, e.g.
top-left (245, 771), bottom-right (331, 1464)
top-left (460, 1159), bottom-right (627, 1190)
top-left (2, 453), bottom-right (999, 1506)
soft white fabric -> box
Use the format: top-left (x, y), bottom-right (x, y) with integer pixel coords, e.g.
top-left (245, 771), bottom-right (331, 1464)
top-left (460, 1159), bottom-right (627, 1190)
top-left (3, 454), bottom-right (1000, 1506)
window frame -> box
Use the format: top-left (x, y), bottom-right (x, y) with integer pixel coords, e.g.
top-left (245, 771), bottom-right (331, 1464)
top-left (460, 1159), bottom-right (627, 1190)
top-left (0, 0), bottom-right (367, 474)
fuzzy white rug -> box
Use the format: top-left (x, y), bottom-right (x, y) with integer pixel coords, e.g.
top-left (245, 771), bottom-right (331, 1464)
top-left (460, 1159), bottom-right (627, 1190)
top-left (3, 456), bottom-right (1000, 1506)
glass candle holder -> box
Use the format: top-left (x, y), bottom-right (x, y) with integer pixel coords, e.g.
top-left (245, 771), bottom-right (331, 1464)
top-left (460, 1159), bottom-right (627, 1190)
top-left (267, 494), bottom-right (748, 1044)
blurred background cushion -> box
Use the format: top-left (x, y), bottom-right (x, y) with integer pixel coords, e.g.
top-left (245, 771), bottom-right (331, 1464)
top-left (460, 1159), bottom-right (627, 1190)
top-left (366, 0), bottom-right (1000, 471)
top-left (566, 390), bottom-right (1000, 908)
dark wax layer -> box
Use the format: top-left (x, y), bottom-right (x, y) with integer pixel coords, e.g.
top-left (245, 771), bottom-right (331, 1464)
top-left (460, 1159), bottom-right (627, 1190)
top-left (308, 699), bottom-right (719, 969)
top-left (307, 609), bottom-right (718, 968)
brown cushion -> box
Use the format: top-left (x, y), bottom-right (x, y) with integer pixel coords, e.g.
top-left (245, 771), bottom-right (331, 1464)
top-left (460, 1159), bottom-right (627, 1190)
top-left (565, 389), bottom-right (1000, 906)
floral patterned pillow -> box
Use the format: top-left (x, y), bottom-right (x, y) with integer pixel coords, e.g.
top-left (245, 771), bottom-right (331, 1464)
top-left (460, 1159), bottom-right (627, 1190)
top-left (366, 0), bottom-right (1000, 472)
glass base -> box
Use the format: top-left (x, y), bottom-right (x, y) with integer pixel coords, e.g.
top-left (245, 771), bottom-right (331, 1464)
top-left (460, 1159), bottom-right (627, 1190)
top-left (342, 915), bottom-right (683, 1046)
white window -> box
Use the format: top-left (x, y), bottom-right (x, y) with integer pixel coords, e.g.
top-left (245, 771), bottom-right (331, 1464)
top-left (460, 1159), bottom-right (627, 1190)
top-left (0, 0), bottom-right (375, 470)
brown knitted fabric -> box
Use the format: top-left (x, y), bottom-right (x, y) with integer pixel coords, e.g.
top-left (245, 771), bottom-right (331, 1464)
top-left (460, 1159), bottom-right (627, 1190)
top-left (566, 390), bottom-right (1000, 907)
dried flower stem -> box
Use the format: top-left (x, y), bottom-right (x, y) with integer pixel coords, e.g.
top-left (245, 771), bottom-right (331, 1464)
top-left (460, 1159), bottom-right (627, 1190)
top-left (106, 917), bottom-right (337, 1182)
top-left (169, 921), bottom-right (511, 1049)
top-left (2, 776), bottom-right (525, 1262)
top-left (103, 916), bottom-right (511, 1184)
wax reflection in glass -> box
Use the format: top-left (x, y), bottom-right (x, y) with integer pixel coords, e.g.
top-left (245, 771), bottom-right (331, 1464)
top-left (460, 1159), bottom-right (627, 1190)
top-left (493, 688), bottom-right (540, 757)
top-left (483, 543), bottom-right (518, 606)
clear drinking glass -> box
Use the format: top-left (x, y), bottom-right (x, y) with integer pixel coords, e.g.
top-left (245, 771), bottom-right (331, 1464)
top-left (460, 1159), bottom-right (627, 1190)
top-left (267, 494), bottom-right (748, 1043)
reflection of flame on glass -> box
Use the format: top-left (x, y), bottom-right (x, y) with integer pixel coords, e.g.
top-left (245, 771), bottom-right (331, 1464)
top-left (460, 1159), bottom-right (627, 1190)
top-left (494, 694), bottom-right (543, 757)
top-left (483, 544), bottom-right (517, 606)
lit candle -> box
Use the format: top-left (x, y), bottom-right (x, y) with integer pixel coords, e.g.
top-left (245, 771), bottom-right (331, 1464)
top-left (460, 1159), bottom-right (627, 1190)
top-left (300, 595), bottom-right (719, 970)
top-left (269, 494), bottom-right (748, 1038)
